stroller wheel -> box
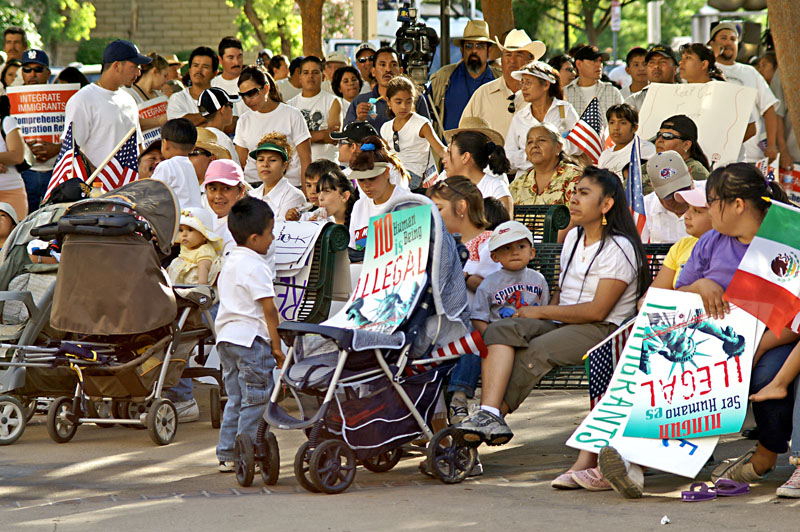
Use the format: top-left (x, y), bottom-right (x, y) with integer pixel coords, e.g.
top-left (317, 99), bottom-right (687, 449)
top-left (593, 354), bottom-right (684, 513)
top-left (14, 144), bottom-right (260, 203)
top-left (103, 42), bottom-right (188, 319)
top-left (22, 397), bottom-right (37, 422)
top-left (309, 440), bottom-right (357, 494)
top-left (294, 441), bottom-right (320, 493)
top-left (86, 399), bottom-right (115, 428)
top-left (47, 397), bottom-right (78, 444)
top-left (235, 433), bottom-right (255, 487)
top-left (259, 432), bottom-right (280, 486)
top-left (362, 448), bottom-right (402, 473)
top-left (146, 399), bottom-right (177, 445)
top-left (426, 427), bottom-right (478, 484)
top-left (0, 395), bottom-right (26, 445)
top-left (210, 387), bottom-right (221, 429)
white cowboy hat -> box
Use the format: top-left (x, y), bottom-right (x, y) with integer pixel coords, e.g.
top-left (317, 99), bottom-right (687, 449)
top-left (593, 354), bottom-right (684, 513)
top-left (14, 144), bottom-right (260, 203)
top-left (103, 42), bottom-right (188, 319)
top-left (494, 29), bottom-right (546, 60)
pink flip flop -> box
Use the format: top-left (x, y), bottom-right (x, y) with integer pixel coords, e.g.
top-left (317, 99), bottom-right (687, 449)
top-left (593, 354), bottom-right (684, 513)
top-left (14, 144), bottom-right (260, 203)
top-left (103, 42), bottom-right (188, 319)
top-left (682, 482), bottom-right (717, 502)
top-left (714, 478), bottom-right (750, 496)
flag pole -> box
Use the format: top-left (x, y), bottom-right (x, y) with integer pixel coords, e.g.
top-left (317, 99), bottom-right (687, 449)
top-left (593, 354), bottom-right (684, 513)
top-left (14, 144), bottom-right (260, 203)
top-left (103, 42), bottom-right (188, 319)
top-left (85, 127), bottom-right (136, 186)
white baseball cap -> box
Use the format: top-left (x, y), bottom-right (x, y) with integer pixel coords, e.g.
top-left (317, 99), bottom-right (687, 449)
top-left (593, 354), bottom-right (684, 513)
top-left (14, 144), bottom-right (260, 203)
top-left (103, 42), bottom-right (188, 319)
top-left (489, 221), bottom-right (533, 252)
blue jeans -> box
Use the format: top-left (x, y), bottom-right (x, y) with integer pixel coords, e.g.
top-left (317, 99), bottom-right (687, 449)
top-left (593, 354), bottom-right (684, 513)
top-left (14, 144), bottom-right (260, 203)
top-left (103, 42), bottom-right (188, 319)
top-left (21, 169), bottom-right (51, 214)
top-left (751, 343), bottom-right (797, 455)
top-left (447, 353), bottom-right (481, 398)
top-left (216, 337), bottom-right (275, 461)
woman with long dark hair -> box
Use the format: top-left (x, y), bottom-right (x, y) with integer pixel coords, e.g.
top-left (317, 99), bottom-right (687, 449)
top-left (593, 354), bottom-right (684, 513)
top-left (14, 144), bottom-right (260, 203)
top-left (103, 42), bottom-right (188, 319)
top-left (234, 65), bottom-right (312, 189)
top-left (453, 166), bottom-right (649, 460)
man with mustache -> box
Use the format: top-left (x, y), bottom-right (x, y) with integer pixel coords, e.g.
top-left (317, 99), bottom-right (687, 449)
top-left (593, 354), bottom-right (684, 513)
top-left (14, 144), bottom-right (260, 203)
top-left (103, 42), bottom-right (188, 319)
top-left (167, 46), bottom-right (218, 127)
top-left (210, 36), bottom-right (248, 126)
top-left (429, 20), bottom-right (502, 136)
top-left (709, 21), bottom-right (780, 164)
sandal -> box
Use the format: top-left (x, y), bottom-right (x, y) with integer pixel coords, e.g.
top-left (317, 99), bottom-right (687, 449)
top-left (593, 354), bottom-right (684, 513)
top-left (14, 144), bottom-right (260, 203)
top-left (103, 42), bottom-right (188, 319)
top-left (682, 482), bottom-right (717, 502)
top-left (714, 478), bottom-right (750, 496)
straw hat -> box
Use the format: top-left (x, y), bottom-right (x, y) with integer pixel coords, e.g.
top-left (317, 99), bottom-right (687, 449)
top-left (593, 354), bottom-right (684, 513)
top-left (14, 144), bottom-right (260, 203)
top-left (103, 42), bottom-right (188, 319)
top-left (165, 54), bottom-right (186, 66)
top-left (453, 20), bottom-right (496, 47)
top-left (494, 29), bottom-right (546, 60)
top-left (195, 128), bottom-right (231, 160)
top-left (445, 116), bottom-right (505, 146)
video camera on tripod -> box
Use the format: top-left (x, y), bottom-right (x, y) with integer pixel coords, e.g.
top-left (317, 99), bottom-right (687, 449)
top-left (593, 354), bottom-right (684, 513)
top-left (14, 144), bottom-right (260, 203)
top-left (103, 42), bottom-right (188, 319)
top-left (394, 2), bottom-right (439, 85)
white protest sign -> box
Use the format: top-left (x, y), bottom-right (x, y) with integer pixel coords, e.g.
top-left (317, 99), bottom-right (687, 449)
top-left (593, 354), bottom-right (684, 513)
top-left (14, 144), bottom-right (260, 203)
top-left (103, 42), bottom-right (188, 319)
top-left (7, 84), bottom-right (79, 143)
top-left (568, 290), bottom-right (763, 478)
top-left (272, 220), bottom-right (328, 270)
top-left (139, 96), bottom-right (168, 148)
top-left (638, 81), bottom-right (757, 166)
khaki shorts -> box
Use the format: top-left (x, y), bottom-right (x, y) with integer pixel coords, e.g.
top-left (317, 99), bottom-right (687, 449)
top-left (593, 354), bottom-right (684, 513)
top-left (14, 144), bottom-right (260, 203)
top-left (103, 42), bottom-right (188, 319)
top-left (483, 318), bottom-right (617, 412)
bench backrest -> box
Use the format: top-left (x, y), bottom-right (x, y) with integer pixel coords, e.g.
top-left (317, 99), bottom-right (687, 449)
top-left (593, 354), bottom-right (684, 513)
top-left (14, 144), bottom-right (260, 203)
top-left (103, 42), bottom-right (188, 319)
top-left (513, 204), bottom-right (571, 244)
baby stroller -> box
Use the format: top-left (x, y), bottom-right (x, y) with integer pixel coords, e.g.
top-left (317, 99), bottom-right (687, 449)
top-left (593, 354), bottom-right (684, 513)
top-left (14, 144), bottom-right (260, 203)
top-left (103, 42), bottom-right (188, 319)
top-left (235, 196), bottom-right (479, 493)
top-left (0, 179), bottom-right (216, 445)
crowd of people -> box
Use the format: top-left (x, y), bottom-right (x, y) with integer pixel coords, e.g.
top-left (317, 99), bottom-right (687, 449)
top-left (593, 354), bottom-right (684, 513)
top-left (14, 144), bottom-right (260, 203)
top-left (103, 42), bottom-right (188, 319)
top-left (2, 14), bottom-right (800, 500)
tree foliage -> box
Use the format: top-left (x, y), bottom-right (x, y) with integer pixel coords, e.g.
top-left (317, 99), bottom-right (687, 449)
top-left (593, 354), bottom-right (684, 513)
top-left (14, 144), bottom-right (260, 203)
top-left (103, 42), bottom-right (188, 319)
top-left (20, 0), bottom-right (95, 50)
top-left (0, 2), bottom-right (41, 48)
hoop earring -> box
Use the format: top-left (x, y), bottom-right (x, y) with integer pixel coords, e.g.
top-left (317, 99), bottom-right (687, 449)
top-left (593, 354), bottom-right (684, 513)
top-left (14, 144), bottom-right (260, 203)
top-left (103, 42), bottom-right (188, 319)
top-left (601, 213), bottom-right (607, 226)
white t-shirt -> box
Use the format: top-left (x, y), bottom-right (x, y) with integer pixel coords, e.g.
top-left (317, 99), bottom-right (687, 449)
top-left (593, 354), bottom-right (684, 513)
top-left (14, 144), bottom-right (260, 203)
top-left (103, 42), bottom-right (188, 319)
top-left (0, 116), bottom-right (22, 191)
top-left (578, 84), bottom-right (597, 103)
top-left (277, 78), bottom-right (302, 101)
top-left (380, 112), bottom-right (435, 178)
top-left (559, 228), bottom-right (638, 326)
top-left (207, 210), bottom-right (236, 256)
top-left (505, 99), bottom-right (580, 175)
top-left (233, 103), bottom-right (311, 186)
top-left (476, 173), bottom-right (512, 202)
top-left (215, 246), bottom-right (275, 347)
top-left (166, 89), bottom-right (201, 120)
top-left (151, 156), bottom-right (202, 209)
top-left (348, 185), bottom-right (410, 251)
top-left (288, 91), bottom-right (340, 162)
top-left (597, 136), bottom-right (656, 179)
top-left (62, 83), bottom-right (143, 170)
top-left (206, 126), bottom-right (237, 160)
top-left (641, 192), bottom-right (688, 244)
top-left (249, 177), bottom-right (305, 220)
top-left (210, 75), bottom-right (249, 116)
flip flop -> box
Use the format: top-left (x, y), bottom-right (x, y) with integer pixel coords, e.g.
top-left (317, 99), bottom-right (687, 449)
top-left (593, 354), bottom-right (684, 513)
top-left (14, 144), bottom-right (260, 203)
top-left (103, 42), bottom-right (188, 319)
top-left (714, 478), bottom-right (750, 496)
top-left (682, 482), bottom-right (717, 502)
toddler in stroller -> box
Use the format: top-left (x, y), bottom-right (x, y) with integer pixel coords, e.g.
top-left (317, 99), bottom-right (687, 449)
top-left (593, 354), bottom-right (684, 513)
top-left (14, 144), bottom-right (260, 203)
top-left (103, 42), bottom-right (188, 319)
top-left (234, 195), bottom-right (482, 493)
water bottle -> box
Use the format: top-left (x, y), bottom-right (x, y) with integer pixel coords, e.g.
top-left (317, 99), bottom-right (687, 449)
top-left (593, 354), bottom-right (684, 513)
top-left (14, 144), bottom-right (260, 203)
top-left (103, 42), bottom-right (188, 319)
top-left (89, 181), bottom-right (104, 198)
top-left (368, 97), bottom-right (379, 119)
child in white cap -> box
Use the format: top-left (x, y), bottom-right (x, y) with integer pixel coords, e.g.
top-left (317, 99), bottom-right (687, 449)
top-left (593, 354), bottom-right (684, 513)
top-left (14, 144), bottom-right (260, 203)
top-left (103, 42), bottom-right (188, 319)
top-left (168, 207), bottom-right (223, 285)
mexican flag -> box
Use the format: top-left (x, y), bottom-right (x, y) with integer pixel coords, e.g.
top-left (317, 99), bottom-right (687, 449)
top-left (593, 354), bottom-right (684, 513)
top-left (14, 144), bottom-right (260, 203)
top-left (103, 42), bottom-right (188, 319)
top-left (725, 201), bottom-right (800, 336)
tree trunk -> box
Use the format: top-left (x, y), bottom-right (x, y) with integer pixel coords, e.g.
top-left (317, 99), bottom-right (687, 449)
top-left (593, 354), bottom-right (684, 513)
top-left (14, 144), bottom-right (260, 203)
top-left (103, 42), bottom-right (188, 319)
top-left (581, 2), bottom-right (598, 47)
top-left (296, 0), bottom-right (324, 58)
top-left (243, 0), bottom-right (270, 48)
top-left (129, 0), bottom-right (139, 40)
top-left (278, 22), bottom-right (292, 57)
top-left (767, 0), bottom-right (800, 156)
top-left (482, 0), bottom-right (515, 42)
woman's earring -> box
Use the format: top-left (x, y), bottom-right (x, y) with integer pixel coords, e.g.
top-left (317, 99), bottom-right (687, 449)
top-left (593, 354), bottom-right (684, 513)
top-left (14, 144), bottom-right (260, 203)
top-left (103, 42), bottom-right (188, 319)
top-left (601, 213), bottom-right (607, 226)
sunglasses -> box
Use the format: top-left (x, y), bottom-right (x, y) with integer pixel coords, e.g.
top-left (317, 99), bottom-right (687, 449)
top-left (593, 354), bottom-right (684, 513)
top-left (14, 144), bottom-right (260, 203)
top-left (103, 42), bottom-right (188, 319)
top-left (189, 149), bottom-right (212, 157)
top-left (507, 94), bottom-right (516, 114)
top-left (431, 180), bottom-right (466, 197)
top-left (357, 57), bottom-right (373, 64)
top-left (393, 130), bottom-right (400, 152)
top-left (655, 131), bottom-right (683, 140)
top-left (238, 86), bottom-right (263, 99)
top-left (22, 66), bottom-right (45, 74)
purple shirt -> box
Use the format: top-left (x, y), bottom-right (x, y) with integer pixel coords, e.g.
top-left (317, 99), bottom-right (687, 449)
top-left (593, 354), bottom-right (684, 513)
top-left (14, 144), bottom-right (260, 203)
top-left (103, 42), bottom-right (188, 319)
top-left (675, 229), bottom-right (748, 290)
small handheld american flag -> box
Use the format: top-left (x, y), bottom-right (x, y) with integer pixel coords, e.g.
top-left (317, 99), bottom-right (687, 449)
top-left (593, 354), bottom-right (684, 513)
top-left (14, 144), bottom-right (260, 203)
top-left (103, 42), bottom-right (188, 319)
top-left (626, 135), bottom-right (647, 236)
top-left (566, 97), bottom-right (605, 164)
top-left (406, 329), bottom-right (487, 374)
top-left (587, 319), bottom-right (635, 409)
top-left (92, 129), bottom-right (139, 192)
top-left (44, 122), bottom-right (89, 201)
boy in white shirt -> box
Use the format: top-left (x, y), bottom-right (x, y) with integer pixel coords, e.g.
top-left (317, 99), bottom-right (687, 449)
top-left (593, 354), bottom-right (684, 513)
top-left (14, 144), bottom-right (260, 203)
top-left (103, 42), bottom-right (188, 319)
top-left (215, 196), bottom-right (284, 472)
top-left (151, 118), bottom-right (203, 209)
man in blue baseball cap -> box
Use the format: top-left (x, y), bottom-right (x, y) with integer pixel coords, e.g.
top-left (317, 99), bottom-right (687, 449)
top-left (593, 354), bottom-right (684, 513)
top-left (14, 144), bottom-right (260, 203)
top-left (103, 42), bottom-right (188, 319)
top-left (61, 39), bottom-right (149, 176)
top-left (20, 49), bottom-right (50, 85)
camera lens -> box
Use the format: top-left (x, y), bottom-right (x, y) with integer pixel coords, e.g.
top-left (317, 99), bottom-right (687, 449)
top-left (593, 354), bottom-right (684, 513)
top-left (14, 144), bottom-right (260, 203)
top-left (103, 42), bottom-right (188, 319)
top-left (401, 40), bottom-right (414, 53)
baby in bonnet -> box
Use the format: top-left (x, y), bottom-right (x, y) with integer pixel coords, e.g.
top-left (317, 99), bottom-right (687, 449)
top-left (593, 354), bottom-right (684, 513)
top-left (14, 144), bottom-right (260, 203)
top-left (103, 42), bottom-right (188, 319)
top-left (168, 207), bottom-right (223, 285)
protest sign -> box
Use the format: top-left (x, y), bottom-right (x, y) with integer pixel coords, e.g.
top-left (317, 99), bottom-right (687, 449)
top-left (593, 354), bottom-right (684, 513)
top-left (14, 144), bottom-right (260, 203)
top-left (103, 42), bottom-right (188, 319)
top-left (7, 84), bottom-right (79, 143)
top-left (139, 96), bottom-right (168, 148)
top-left (568, 289), bottom-right (763, 478)
top-left (272, 220), bottom-right (327, 271)
top-left (638, 81), bottom-right (756, 166)
top-left (324, 204), bottom-right (431, 334)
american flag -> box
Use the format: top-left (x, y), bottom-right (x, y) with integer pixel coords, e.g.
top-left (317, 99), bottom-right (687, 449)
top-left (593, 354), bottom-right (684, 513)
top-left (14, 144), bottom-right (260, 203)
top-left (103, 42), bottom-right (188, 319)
top-left (406, 329), bottom-right (487, 375)
top-left (566, 98), bottom-right (605, 164)
top-left (626, 135), bottom-right (647, 236)
top-left (587, 319), bottom-right (635, 409)
top-left (92, 129), bottom-right (139, 192)
top-left (44, 122), bottom-right (89, 201)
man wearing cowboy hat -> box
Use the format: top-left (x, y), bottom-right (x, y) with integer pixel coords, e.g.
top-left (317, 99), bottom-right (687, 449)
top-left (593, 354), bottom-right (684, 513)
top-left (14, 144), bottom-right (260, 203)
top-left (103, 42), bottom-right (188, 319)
top-left (429, 19), bottom-right (502, 136)
top-left (165, 54), bottom-right (186, 81)
top-left (462, 29), bottom-right (545, 140)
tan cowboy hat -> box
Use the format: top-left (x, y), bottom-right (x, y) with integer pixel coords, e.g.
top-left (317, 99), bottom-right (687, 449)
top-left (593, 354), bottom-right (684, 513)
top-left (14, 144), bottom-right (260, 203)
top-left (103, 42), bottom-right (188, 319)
top-left (453, 20), bottom-right (496, 47)
top-left (445, 117), bottom-right (505, 146)
top-left (494, 29), bottom-right (546, 60)
top-left (195, 128), bottom-right (231, 160)
top-left (165, 53), bottom-right (186, 66)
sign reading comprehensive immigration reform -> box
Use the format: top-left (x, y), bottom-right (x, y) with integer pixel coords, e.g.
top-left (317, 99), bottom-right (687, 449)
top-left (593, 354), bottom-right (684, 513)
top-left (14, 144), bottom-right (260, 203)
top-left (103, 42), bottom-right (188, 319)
top-left (7, 84), bottom-right (79, 143)
top-left (568, 289), bottom-right (763, 478)
top-left (324, 204), bottom-right (431, 334)
top-left (139, 96), bottom-right (168, 147)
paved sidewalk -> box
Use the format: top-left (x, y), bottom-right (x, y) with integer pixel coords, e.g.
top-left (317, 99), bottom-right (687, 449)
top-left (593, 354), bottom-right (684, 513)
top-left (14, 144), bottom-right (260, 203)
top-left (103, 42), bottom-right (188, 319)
top-left (1, 386), bottom-right (798, 531)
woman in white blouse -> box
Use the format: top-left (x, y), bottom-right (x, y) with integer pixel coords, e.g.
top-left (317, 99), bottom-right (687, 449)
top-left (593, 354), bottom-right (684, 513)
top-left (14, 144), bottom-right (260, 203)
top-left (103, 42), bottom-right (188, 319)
top-left (505, 61), bottom-right (580, 177)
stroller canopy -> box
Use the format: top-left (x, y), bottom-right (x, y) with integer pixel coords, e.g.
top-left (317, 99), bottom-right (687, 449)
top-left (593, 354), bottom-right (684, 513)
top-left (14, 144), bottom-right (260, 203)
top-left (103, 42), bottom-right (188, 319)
top-left (65, 179), bottom-right (180, 256)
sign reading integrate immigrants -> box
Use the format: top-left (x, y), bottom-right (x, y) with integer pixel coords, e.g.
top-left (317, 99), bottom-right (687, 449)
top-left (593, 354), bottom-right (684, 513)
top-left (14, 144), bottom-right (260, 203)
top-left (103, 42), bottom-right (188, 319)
top-left (325, 204), bottom-right (431, 334)
top-left (7, 84), bottom-right (80, 143)
top-left (139, 96), bottom-right (168, 147)
top-left (568, 289), bottom-right (764, 478)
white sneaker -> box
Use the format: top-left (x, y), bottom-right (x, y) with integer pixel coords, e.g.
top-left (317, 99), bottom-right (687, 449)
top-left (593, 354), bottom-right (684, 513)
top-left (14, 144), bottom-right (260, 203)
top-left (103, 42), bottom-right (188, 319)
top-left (598, 446), bottom-right (644, 499)
top-left (218, 461), bottom-right (234, 473)
top-left (174, 399), bottom-right (200, 423)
